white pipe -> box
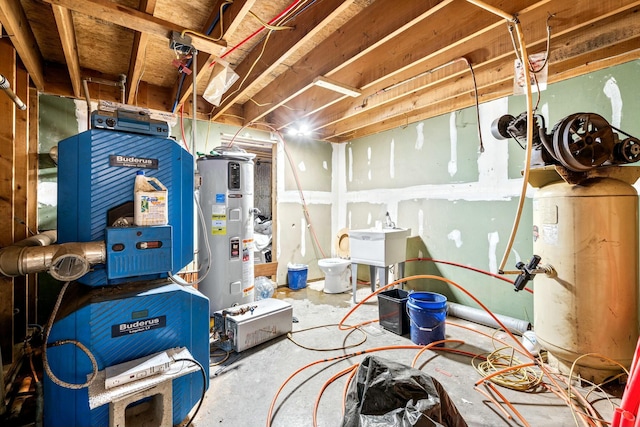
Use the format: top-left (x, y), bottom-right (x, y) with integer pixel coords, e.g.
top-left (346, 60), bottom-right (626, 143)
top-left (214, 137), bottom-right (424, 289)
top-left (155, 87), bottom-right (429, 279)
top-left (448, 302), bottom-right (531, 335)
top-left (0, 74), bottom-right (26, 110)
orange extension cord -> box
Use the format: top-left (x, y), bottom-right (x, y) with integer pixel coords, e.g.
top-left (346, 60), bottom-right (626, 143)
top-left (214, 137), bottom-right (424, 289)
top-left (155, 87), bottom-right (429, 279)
top-left (266, 274), bottom-right (609, 427)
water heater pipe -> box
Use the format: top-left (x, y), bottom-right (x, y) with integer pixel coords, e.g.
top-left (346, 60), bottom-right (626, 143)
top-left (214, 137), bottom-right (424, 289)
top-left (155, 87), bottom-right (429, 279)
top-left (0, 74), bottom-right (27, 110)
top-left (0, 236), bottom-right (106, 281)
top-left (447, 302), bottom-right (531, 335)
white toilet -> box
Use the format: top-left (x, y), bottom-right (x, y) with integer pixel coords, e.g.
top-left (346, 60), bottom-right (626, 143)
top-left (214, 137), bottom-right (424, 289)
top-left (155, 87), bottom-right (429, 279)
top-left (318, 258), bottom-right (351, 293)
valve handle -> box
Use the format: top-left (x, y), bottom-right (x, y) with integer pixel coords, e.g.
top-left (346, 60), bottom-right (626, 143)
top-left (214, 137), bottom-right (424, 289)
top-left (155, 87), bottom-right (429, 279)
top-left (514, 255), bottom-right (541, 292)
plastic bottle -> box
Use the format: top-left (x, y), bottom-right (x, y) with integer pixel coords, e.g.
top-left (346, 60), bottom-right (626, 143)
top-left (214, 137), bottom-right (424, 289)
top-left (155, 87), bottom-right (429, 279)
top-left (133, 170), bottom-right (168, 226)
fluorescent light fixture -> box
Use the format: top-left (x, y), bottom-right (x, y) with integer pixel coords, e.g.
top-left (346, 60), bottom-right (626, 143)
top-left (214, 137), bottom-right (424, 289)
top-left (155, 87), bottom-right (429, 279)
top-left (312, 76), bottom-right (361, 97)
top-left (220, 133), bottom-right (274, 149)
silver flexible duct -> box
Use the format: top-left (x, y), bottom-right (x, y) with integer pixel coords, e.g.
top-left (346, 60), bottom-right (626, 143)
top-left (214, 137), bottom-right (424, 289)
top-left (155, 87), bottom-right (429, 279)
top-left (447, 301), bottom-right (531, 335)
top-left (0, 74), bottom-right (27, 110)
top-left (0, 237), bottom-right (106, 282)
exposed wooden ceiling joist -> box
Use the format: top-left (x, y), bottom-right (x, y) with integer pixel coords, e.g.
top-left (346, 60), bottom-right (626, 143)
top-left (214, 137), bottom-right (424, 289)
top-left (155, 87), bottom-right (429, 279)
top-left (41, 0), bottom-right (226, 55)
top-left (4, 0), bottom-right (639, 142)
top-left (172, 0), bottom-right (256, 112)
top-left (51, 5), bottom-right (81, 98)
top-left (125, 0), bottom-right (157, 104)
top-left (0, 0), bottom-right (44, 90)
top-left (209, 0), bottom-right (359, 121)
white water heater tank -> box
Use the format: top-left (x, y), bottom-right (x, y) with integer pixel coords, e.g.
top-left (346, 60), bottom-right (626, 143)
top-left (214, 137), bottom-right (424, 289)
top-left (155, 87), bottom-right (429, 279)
top-left (197, 150), bottom-right (256, 314)
top-left (533, 173), bottom-right (639, 381)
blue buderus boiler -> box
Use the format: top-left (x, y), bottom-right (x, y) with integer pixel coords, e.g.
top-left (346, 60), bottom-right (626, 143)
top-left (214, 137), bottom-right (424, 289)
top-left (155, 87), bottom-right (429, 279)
top-left (56, 128), bottom-right (194, 286)
top-left (44, 124), bottom-right (209, 427)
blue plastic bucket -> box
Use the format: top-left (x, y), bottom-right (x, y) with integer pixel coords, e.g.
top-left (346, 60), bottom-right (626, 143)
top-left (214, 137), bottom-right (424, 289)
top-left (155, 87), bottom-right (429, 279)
top-left (287, 264), bottom-right (308, 290)
top-left (407, 292), bottom-right (448, 346)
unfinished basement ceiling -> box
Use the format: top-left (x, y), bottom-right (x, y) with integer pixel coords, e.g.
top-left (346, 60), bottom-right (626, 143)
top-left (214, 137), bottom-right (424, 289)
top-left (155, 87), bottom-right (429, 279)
top-left (2, 0), bottom-right (639, 142)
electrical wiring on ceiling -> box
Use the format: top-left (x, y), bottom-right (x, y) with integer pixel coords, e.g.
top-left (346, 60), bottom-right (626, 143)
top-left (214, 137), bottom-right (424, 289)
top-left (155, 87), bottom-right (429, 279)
top-left (214, 0), bottom-right (306, 64)
top-left (354, 57), bottom-right (485, 153)
top-left (211, 0), bottom-right (317, 112)
top-left (171, 3), bottom-right (230, 112)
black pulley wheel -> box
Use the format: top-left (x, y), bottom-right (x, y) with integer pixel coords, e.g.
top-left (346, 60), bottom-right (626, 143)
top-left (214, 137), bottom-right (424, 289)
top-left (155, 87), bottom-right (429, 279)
top-left (614, 137), bottom-right (640, 163)
top-left (552, 113), bottom-right (614, 171)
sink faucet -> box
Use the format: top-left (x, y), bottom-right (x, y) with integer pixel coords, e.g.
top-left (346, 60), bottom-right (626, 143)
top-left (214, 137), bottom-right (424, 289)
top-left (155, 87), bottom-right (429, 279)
top-left (385, 212), bottom-right (395, 228)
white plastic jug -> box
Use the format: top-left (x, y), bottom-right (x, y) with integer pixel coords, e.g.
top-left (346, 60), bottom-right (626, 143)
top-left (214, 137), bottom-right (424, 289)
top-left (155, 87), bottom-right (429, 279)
top-left (133, 170), bottom-right (168, 226)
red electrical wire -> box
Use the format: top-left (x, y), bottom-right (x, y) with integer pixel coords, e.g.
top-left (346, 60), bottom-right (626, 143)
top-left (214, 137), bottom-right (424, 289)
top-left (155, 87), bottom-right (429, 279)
top-left (214, 0), bottom-right (304, 63)
top-left (266, 345), bottom-right (423, 427)
top-left (337, 274), bottom-right (602, 425)
top-left (270, 273), bottom-right (605, 427)
top-left (311, 342), bottom-right (483, 427)
top-left (312, 364), bottom-right (357, 427)
top-left (487, 382), bottom-right (531, 427)
top-left (405, 257), bottom-right (534, 294)
top-left (179, 104), bottom-right (190, 152)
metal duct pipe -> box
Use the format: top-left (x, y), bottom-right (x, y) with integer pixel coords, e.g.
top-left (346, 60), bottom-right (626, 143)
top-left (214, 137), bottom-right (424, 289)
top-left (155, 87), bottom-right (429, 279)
top-left (11, 230), bottom-right (57, 248)
top-left (49, 146), bottom-right (58, 165)
top-left (0, 74), bottom-right (26, 110)
top-left (447, 301), bottom-right (531, 335)
top-left (0, 241), bottom-right (106, 282)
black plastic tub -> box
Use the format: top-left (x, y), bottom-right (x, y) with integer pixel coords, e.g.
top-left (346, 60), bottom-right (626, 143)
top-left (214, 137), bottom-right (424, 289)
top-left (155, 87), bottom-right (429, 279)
top-left (378, 289), bottom-right (410, 335)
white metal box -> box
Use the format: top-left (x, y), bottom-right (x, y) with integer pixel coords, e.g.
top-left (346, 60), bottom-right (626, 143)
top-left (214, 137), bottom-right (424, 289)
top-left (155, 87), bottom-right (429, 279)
top-left (214, 298), bottom-right (293, 352)
top-left (349, 228), bottom-right (411, 267)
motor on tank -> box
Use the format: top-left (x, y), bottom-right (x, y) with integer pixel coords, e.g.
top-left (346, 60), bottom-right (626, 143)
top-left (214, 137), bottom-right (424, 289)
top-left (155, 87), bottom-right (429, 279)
top-left (491, 111), bottom-right (640, 172)
top-left (494, 110), bottom-right (640, 382)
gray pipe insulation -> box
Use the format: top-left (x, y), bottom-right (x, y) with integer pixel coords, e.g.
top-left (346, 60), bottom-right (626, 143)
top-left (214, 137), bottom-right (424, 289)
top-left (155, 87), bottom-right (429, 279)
top-left (447, 301), bottom-right (531, 335)
top-left (0, 231), bottom-right (106, 281)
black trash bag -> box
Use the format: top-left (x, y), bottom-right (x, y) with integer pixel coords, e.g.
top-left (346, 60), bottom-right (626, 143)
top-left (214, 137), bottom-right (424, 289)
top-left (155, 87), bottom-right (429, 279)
top-left (341, 355), bottom-right (468, 427)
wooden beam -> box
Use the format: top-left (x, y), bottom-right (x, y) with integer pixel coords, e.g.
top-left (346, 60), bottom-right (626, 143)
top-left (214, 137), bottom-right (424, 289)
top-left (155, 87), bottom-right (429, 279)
top-left (325, 40), bottom-right (640, 143)
top-left (0, 39), bottom-right (16, 364)
top-left (241, 0), bottom-right (455, 124)
top-left (270, 0), bottom-right (512, 131)
top-left (28, 87), bottom-right (38, 325)
top-left (0, 0), bottom-right (45, 90)
top-left (13, 66), bottom-right (28, 344)
top-left (209, 0), bottom-right (355, 120)
top-left (51, 5), bottom-right (82, 98)
top-left (306, 0), bottom-right (640, 139)
top-left (42, 0), bottom-right (226, 55)
top-left (126, 0), bottom-right (157, 105)
top-left (172, 0), bottom-right (255, 112)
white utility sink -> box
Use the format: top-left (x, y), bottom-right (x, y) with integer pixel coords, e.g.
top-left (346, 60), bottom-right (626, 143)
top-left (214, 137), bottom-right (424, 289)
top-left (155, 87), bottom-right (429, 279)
top-left (349, 228), bottom-right (411, 267)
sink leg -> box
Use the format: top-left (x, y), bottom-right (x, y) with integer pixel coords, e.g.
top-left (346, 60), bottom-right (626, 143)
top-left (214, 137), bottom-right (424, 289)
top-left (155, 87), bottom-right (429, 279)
top-left (369, 266), bottom-right (378, 294)
top-left (352, 263), bottom-right (359, 303)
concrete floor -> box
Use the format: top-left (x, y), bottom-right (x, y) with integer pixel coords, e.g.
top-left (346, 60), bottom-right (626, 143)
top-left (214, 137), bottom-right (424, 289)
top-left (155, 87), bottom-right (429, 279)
top-left (192, 281), bottom-right (622, 427)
